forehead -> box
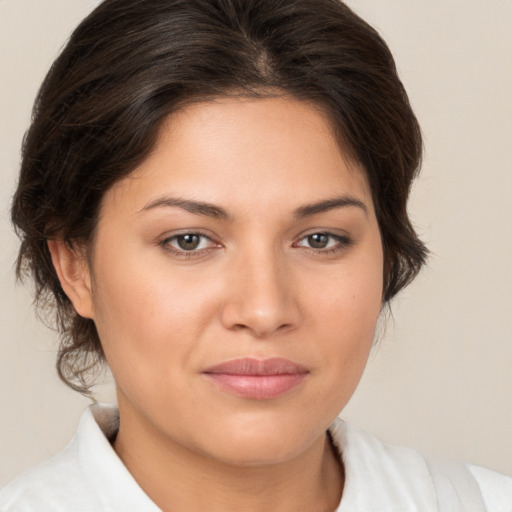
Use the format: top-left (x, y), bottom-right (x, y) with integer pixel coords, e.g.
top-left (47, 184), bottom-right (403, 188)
top-left (102, 95), bottom-right (373, 217)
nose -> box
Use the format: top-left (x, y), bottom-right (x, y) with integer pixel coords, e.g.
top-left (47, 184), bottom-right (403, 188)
top-left (220, 248), bottom-right (301, 338)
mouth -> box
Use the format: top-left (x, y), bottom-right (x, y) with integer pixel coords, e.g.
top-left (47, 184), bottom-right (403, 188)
top-left (202, 357), bottom-right (309, 400)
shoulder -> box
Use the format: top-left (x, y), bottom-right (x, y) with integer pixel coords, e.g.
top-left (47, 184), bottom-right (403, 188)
top-left (468, 464), bottom-right (512, 512)
top-left (0, 437), bottom-right (101, 511)
top-left (329, 418), bottom-right (512, 511)
top-left (0, 403), bottom-right (158, 512)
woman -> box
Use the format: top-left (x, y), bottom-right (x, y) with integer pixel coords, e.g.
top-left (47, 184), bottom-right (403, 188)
top-left (1, 0), bottom-right (510, 510)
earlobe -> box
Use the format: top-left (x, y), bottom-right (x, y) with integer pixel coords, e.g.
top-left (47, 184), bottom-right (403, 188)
top-left (47, 239), bottom-right (95, 319)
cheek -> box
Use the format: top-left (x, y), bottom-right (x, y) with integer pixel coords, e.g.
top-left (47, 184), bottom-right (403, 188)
top-left (309, 248), bottom-right (383, 334)
top-left (89, 251), bottom-right (220, 372)
top-left (306, 249), bottom-right (383, 383)
top-left (318, 282), bottom-right (380, 369)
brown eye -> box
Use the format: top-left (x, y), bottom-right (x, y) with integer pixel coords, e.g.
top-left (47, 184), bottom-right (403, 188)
top-left (295, 232), bottom-right (352, 253)
top-left (307, 233), bottom-right (330, 249)
top-left (162, 233), bottom-right (216, 253)
top-left (176, 234), bottom-right (202, 251)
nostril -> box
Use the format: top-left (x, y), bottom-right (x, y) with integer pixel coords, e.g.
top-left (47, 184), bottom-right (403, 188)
top-left (219, 269), bottom-right (301, 336)
top-left (230, 321), bottom-right (294, 337)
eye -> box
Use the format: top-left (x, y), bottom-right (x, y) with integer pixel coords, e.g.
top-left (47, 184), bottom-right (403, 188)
top-left (161, 233), bottom-right (218, 253)
top-left (294, 232), bottom-right (351, 252)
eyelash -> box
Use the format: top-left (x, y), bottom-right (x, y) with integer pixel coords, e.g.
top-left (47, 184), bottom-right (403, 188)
top-left (292, 232), bottom-right (353, 255)
top-left (159, 231), bottom-right (353, 258)
top-left (159, 232), bottom-right (219, 259)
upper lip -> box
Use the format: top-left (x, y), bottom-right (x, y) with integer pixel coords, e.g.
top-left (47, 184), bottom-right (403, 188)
top-left (203, 357), bottom-right (309, 376)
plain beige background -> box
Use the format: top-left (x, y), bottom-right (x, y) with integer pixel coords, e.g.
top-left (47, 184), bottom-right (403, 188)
top-left (1, 0), bottom-right (511, 486)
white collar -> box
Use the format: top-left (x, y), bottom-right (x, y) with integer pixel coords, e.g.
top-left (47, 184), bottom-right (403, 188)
top-left (329, 419), bottom-right (438, 510)
top-left (82, 403), bottom-right (481, 512)
top-left (77, 403), bottom-right (160, 511)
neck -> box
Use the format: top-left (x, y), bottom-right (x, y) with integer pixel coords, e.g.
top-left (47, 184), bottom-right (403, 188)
top-left (113, 401), bottom-right (344, 512)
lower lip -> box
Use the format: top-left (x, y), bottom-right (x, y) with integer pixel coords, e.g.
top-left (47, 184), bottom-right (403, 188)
top-left (203, 373), bottom-right (307, 400)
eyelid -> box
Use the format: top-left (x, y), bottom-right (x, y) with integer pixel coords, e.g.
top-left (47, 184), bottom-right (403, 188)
top-left (292, 230), bottom-right (353, 253)
top-left (156, 228), bottom-right (353, 259)
top-left (159, 230), bottom-right (222, 257)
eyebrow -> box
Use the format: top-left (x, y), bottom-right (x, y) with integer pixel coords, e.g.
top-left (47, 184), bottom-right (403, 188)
top-left (139, 194), bottom-right (367, 220)
top-left (139, 197), bottom-right (231, 220)
top-left (294, 196), bottom-right (368, 218)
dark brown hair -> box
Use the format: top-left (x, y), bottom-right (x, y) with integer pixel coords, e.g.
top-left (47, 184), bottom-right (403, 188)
top-left (12, 0), bottom-right (427, 394)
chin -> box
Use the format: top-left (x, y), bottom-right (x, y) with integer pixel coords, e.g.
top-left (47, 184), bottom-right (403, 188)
top-left (194, 414), bottom-right (324, 467)
top-left (208, 438), bottom-right (308, 467)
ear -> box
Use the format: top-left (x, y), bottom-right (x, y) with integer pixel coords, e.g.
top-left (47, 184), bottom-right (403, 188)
top-left (47, 239), bottom-right (95, 319)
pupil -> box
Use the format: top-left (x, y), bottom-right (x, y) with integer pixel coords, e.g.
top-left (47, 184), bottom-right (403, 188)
top-left (178, 234), bottom-right (200, 250)
top-left (308, 233), bottom-right (329, 249)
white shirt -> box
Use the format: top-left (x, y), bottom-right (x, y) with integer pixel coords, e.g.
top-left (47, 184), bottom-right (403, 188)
top-left (1, 403), bottom-right (511, 511)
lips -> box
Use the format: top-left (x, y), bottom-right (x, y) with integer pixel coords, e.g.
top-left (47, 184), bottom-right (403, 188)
top-left (202, 357), bottom-right (309, 400)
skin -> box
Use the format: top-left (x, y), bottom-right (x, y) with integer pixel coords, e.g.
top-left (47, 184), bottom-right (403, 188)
top-left (49, 96), bottom-right (384, 511)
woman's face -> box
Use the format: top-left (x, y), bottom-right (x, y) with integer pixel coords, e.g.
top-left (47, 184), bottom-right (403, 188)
top-left (82, 96), bottom-right (383, 465)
